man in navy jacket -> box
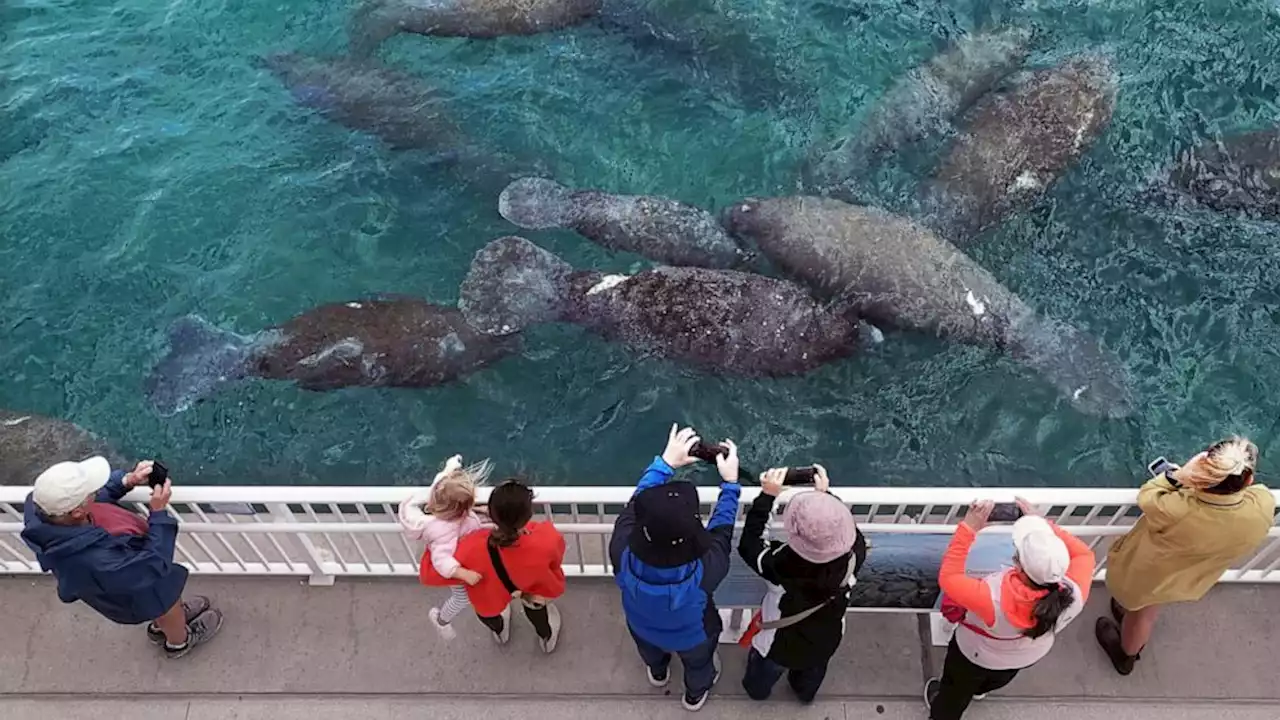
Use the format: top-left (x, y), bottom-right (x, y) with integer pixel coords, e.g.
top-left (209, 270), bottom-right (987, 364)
top-left (610, 425), bottom-right (741, 712)
top-left (22, 456), bottom-right (223, 659)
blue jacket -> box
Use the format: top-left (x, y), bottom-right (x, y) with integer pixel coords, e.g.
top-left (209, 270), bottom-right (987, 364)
top-left (610, 457), bottom-right (740, 651)
top-left (21, 470), bottom-right (189, 625)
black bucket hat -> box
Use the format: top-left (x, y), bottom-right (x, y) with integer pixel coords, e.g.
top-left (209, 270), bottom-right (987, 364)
top-left (629, 481), bottom-right (712, 568)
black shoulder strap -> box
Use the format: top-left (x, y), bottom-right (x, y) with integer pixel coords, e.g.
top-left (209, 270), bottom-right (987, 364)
top-left (487, 542), bottom-right (520, 596)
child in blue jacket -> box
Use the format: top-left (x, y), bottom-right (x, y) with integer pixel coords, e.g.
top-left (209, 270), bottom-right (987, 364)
top-left (610, 424), bottom-right (741, 712)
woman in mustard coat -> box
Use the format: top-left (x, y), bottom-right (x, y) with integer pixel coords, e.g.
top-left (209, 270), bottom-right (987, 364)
top-left (1096, 437), bottom-right (1275, 675)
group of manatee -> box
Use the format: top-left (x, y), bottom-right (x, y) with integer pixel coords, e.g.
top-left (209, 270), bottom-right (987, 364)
top-left (139, 2), bottom-right (1280, 424)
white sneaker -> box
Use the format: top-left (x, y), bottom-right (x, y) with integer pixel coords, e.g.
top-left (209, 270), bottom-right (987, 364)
top-left (646, 664), bottom-right (670, 687)
top-left (973, 693), bottom-right (988, 701)
top-left (539, 604), bottom-right (562, 654)
top-left (681, 652), bottom-right (721, 712)
top-left (492, 605), bottom-right (512, 645)
top-left (428, 608), bottom-right (457, 641)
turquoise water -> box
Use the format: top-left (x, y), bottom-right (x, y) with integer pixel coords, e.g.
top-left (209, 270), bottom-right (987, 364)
top-left (4, 0), bottom-right (1280, 487)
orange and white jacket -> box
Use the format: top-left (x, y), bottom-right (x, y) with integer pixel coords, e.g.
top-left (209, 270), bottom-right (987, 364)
top-left (940, 521), bottom-right (1095, 670)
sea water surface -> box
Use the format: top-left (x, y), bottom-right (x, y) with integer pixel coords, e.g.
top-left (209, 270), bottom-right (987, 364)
top-left (3, 0), bottom-right (1280, 487)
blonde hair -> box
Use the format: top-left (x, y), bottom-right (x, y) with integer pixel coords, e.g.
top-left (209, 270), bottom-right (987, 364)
top-left (427, 459), bottom-right (492, 520)
top-left (1175, 436), bottom-right (1258, 492)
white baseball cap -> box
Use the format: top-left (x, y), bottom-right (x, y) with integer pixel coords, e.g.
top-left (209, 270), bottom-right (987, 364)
top-left (32, 456), bottom-right (112, 516)
top-left (1012, 515), bottom-right (1070, 586)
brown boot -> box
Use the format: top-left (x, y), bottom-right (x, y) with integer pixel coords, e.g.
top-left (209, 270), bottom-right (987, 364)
top-left (1095, 617), bottom-right (1138, 675)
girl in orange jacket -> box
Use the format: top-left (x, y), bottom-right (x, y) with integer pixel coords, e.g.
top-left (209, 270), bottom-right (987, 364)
top-left (925, 498), bottom-right (1096, 720)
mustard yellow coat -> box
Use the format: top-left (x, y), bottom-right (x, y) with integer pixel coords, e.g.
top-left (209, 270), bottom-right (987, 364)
top-left (1106, 475), bottom-right (1275, 610)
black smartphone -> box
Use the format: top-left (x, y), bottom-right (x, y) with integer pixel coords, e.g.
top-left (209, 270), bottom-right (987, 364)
top-left (688, 440), bottom-right (728, 464)
top-left (783, 466), bottom-right (818, 485)
top-left (988, 503), bottom-right (1023, 522)
top-left (148, 461), bottom-right (169, 488)
top-left (1147, 456), bottom-right (1175, 477)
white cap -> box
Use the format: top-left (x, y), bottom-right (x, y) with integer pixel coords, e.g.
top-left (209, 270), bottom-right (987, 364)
top-left (32, 457), bottom-right (112, 516)
top-left (1012, 515), bottom-right (1070, 586)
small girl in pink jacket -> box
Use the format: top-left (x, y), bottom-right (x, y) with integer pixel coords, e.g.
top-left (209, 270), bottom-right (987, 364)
top-left (398, 454), bottom-right (490, 640)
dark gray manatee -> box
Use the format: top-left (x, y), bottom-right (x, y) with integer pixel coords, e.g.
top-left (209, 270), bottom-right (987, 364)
top-left (458, 236), bottom-right (861, 375)
top-left (498, 177), bottom-right (752, 268)
top-left (805, 26), bottom-right (1033, 194)
top-left (145, 298), bottom-right (522, 417)
top-left (349, 0), bottom-right (602, 57)
top-left (918, 52), bottom-right (1117, 244)
top-left (260, 52), bottom-right (468, 153)
top-left (721, 196), bottom-right (1134, 418)
top-left (1, 410), bottom-right (126, 485)
top-left (1155, 128), bottom-right (1280, 219)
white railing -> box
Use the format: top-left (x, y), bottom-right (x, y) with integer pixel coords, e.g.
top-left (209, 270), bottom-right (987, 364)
top-left (3, 485), bottom-right (1279, 587)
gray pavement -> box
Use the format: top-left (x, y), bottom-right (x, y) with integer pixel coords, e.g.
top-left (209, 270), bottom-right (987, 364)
top-left (0, 575), bottom-right (1276, 718)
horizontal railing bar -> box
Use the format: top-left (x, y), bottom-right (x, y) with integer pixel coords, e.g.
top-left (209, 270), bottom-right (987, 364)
top-left (8, 522), bottom-right (1255, 537)
top-left (0, 486), bottom-right (1178, 506)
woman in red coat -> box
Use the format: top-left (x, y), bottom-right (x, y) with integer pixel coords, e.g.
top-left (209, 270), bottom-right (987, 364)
top-left (420, 479), bottom-right (567, 651)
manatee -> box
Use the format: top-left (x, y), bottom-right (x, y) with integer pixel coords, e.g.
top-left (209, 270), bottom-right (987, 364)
top-left (721, 196), bottom-right (1134, 418)
top-left (805, 26), bottom-right (1033, 194)
top-left (259, 52), bottom-right (468, 153)
top-left (1156, 128), bottom-right (1280, 219)
top-left (498, 177), bottom-right (752, 268)
top-left (0, 410), bottom-right (126, 485)
top-left (918, 52), bottom-right (1117, 244)
top-left (458, 235), bottom-right (861, 375)
top-left (349, 0), bottom-right (602, 57)
top-left (144, 298), bottom-right (522, 417)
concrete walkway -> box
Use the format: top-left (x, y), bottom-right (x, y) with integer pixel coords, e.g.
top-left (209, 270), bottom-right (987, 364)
top-left (1, 576), bottom-right (1276, 718)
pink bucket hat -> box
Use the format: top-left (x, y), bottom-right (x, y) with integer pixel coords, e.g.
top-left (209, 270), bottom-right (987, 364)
top-left (783, 491), bottom-right (857, 564)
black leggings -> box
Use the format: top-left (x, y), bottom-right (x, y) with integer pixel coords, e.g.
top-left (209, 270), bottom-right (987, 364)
top-left (930, 637), bottom-right (1021, 720)
top-left (477, 599), bottom-right (553, 640)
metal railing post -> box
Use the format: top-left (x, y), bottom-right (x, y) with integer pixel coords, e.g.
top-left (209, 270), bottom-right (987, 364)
top-left (269, 502), bottom-right (335, 586)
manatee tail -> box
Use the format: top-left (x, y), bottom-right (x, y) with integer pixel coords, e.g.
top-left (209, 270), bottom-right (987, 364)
top-left (144, 316), bottom-right (254, 417)
top-left (1010, 316), bottom-right (1136, 420)
top-left (497, 177), bottom-right (577, 230)
top-left (458, 236), bottom-right (574, 336)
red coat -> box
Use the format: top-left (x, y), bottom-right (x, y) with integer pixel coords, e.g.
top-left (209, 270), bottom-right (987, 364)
top-left (419, 520), bottom-right (567, 617)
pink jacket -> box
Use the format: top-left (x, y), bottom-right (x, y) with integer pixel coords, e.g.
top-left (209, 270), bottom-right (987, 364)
top-left (397, 486), bottom-right (483, 578)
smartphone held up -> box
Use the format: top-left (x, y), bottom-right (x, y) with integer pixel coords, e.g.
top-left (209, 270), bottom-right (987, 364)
top-left (148, 461), bottom-right (169, 488)
top-left (987, 502), bottom-right (1023, 523)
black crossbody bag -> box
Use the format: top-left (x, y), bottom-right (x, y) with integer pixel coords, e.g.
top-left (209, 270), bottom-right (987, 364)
top-left (487, 542), bottom-right (523, 598)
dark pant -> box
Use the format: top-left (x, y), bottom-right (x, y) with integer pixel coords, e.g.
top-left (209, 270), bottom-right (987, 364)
top-left (477, 599), bottom-right (553, 640)
top-left (741, 647), bottom-right (829, 703)
top-left (628, 627), bottom-right (719, 698)
top-left (930, 638), bottom-right (1021, 720)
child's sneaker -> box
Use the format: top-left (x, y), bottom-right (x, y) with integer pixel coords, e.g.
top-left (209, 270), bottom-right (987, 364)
top-left (646, 664), bottom-right (670, 687)
top-left (429, 608), bottom-right (457, 641)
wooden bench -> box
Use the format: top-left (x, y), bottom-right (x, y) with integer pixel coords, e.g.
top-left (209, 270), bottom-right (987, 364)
top-left (713, 531), bottom-right (1014, 646)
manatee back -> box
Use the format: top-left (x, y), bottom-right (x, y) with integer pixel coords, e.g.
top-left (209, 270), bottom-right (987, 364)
top-left (0, 411), bottom-right (125, 485)
top-left (570, 266), bottom-right (860, 375)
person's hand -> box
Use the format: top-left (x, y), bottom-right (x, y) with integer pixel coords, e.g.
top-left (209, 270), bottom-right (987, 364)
top-left (962, 499), bottom-right (993, 532)
top-left (715, 439), bottom-right (739, 483)
top-left (1014, 496), bottom-right (1042, 518)
top-left (661, 424), bottom-right (700, 469)
top-left (124, 460), bottom-right (155, 489)
top-left (456, 568), bottom-right (482, 586)
top-left (813, 464), bottom-right (831, 493)
top-left (760, 468), bottom-right (787, 497)
top-left (149, 480), bottom-right (173, 512)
